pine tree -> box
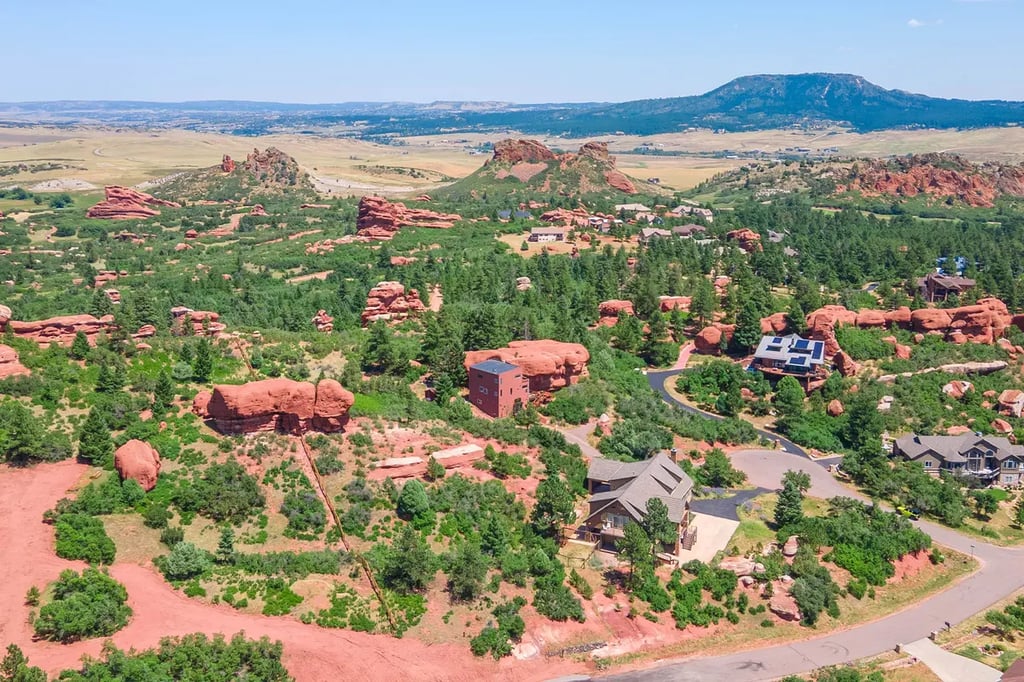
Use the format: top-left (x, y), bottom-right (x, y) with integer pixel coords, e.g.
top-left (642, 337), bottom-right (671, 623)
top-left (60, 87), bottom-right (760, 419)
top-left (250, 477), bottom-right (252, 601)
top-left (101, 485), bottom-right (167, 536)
top-left (425, 456), bottom-right (445, 482)
top-left (216, 526), bottom-right (235, 564)
top-left (192, 338), bottom-right (213, 383)
top-left (731, 298), bottom-right (764, 353)
top-left (774, 477), bottom-right (805, 529)
top-left (154, 370), bottom-right (175, 411)
top-left (70, 331), bottom-right (91, 361)
top-left (89, 289), bottom-right (113, 318)
top-left (641, 498), bottom-right (676, 556)
top-left (618, 521), bottom-right (653, 591)
top-left (78, 408), bottom-right (114, 467)
top-left (774, 376), bottom-right (806, 418)
top-left (95, 359), bottom-right (126, 393)
top-left (690, 278), bottom-right (717, 326)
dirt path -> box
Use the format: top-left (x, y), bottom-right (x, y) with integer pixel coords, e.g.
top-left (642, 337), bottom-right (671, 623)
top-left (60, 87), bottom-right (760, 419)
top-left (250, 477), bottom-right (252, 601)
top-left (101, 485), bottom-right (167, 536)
top-left (671, 343), bottom-right (694, 371)
top-left (0, 461), bottom-right (585, 681)
top-left (428, 285), bottom-right (443, 312)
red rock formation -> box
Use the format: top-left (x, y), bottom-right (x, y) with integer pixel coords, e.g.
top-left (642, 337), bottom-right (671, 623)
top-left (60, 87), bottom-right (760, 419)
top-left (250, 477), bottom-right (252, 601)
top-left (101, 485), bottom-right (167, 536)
top-left (827, 399), bottom-right (844, 417)
top-left (174, 243), bottom-right (192, 252)
top-left (833, 351), bottom-right (859, 377)
top-left (836, 155), bottom-right (1024, 209)
top-left (885, 307), bottom-right (912, 328)
top-left (0, 344), bottom-right (29, 379)
top-left (192, 390), bottom-right (212, 418)
top-left (114, 439), bottom-right (161, 491)
top-left (7, 314), bottom-right (114, 347)
top-left (361, 282), bottom-right (426, 325)
top-left (603, 170), bottom-right (637, 194)
top-left (170, 307), bottom-right (226, 337)
top-left (942, 380), bottom-right (974, 399)
top-left (597, 299), bottom-right (635, 327)
top-left (104, 289), bottom-right (121, 304)
top-left (694, 324), bottom-right (735, 355)
top-left (539, 207), bottom-right (590, 227)
top-left (992, 418), bottom-right (1014, 435)
top-left (489, 139), bottom-right (557, 165)
top-left (203, 378), bottom-right (354, 434)
top-left (184, 229), bottom-right (199, 239)
top-left (0, 305), bottom-right (10, 327)
top-left (760, 312), bottom-right (790, 335)
top-left (389, 256), bottom-right (417, 266)
top-left (659, 296), bottom-right (691, 313)
top-left (725, 228), bottom-right (762, 253)
top-left (312, 309), bottom-right (334, 333)
top-left (86, 186), bottom-right (180, 220)
top-left (855, 309), bottom-right (887, 328)
top-left (221, 155), bottom-right (235, 173)
top-left (249, 204), bottom-right (268, 217)
top-left (94, 270), bottom-right (118, 288)
top-left (464, 340), bottom-right (589, 392)
top-left (133, 325), bottom-right (156, 339)
top-left (769, 585), bottom-right (801, 622)
top-left (356, 196), bottom-right (461, 240)
top-left (516, 277), bottom-right (532, 291)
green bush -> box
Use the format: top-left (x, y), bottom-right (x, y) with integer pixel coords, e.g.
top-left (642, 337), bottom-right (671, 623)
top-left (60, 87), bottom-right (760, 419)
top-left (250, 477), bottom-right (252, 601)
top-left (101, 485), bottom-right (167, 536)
top-left (55, 513), bottom-right (116, 564)
top-left (34, 568), bottom-right (131, 642)
top-left (161, 542), bottom-right (210, 581)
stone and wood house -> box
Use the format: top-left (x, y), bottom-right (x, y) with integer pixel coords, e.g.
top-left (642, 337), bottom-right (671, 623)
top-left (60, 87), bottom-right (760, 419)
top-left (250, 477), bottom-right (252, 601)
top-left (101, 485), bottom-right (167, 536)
top-left (581, 452), bottom-right (695, 554)
top-left (893, 432), bottom-right (1024, 486)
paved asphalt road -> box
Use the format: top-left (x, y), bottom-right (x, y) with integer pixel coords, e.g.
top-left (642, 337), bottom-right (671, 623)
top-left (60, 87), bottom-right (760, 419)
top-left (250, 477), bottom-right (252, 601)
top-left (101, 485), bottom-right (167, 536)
top-left (691, 487), bottom-right (771, 521)
top-left (647, 369), bottom-right (811, 460)
top-left (583, 375), bottom-right (1024, 681)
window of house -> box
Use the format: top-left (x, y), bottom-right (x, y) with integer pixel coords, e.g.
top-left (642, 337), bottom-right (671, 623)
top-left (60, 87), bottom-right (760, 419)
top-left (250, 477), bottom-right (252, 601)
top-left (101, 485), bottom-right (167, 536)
top-left (1005, 474), bottom-right (1016, 483)
top-left (478, 386), bottom-right (488, 395)
top-left (1006, 460), bottom-right (1018, 469)
top-left (923, 461), bottom-right (932, 468)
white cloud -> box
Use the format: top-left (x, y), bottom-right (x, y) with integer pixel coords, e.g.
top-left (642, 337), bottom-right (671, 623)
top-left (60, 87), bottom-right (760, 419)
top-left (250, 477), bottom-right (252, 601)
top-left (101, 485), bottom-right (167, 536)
top-left (908, 18), bottom-right (944, 27)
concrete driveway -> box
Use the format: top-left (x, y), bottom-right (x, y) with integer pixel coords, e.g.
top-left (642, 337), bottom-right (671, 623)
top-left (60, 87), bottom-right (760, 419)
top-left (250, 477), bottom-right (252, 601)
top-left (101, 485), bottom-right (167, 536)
top-left (902, 638), bottom-right (1001, 682)
top-left (676, 512), bottom-right (739, 564)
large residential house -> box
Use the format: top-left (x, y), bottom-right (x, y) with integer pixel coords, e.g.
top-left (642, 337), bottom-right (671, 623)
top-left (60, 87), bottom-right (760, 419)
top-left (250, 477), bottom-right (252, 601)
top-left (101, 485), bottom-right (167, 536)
top-left (670, 204), bottom-right (715, 222)
top-left (672, 224), bottom-right (707, 238)
top-left (468, 360), bottom-right (529, 419)
top-left (918, 272), bottom-right (976, 303)
top-left (638, 227), bottom-right (673, 244)
top-left (893, 432), bottom-right (1024, 486)
top-left (528, 227), bottom-right (566, 243)
top-left (751, 334), bottom-right (827, 384)
top-left (581, 453), bottom-right (695, 554)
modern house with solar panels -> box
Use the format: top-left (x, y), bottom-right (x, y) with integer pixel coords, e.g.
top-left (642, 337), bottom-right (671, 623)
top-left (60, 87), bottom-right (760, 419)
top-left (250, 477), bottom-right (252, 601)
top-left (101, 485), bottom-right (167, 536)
top-left (468, 359), bottom-right (530, 418)
top-left (751, 334), bottom-right (827, 386)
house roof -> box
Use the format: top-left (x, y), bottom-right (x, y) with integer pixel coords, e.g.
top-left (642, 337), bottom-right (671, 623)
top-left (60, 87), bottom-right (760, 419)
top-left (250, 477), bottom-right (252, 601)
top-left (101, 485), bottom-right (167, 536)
top-left (672, 224), bottom-right (707, 236)
top-left (894, 432), bottom-right (1024, 464)
top-left (530, 227), bottom-right (565, 236)
top-left (639, 227), bottom-right (672, 240)
top-left (470, 359), bottom-right (520, 375)
top-left (753, 334), bottom-right (825, 367)
top-left (585, 452), bottom-right (694, 525)
top-left (614, 203), bottom-right (652, 213)
top-left (1002, 658), bottom-right (1024, 682)
top-left (917, 272), bottom-right (976, 291)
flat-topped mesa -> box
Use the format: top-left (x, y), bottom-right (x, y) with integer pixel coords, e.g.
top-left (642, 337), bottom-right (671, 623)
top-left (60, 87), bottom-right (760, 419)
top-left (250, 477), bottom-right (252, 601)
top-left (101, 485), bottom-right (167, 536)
top-left (199, 378), bottom-right (354, 434)
top-left (355, 196), bottom-right (461, 241)
top-left (489, 139), bottom-right (557, 165)
top-left (86, 186), bottom-right (180, 220)
top-left (361, 281), bottom-right (426, 325)
top-left (464, 340), bottom-right (590, 392)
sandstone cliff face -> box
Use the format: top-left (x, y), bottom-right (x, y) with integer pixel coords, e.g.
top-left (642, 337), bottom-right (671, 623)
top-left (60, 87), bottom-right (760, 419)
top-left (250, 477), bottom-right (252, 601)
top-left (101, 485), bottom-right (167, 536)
top-left (244, 147), bottom-right (301, 185)
top-left (597, 300), bottom-right (635, 327)
top-left (170, 307), bottom-right (226, 337)
top-left (202, 378), bottom-right (354, 434)
top-left (114, 439), bottom-right (161, 491)
top-left (7, 314), bottom-right (114, 347)
top-left (86, 186), bottom-right (180, 220)
top-left (489, 139), bottom-right (557, 165)
top-left (361, 282), bottom-right (426, 325)
top-left (836, 154), bottom-right (1024, 208)
top-left (355, 196), bottom-right (461, 240)
top-left (464, 340), bottom-right (590, 392)
top-left (0, 344), bottom-right (29, 379)
top-left (694, 324), bottom-right (735, 354)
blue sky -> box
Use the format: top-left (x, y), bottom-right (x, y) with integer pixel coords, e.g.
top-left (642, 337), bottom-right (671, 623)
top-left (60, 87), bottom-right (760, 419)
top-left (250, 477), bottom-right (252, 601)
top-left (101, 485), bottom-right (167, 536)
top-left (9, 0), bottom-right (1022, 102)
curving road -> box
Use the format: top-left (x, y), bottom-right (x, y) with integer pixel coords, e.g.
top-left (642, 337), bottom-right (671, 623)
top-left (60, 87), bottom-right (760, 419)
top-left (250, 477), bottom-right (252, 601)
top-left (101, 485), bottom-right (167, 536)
top-left (647, 369), bottom-right (812, 460)
top-left (591, 376), bottom-right (1024, 681)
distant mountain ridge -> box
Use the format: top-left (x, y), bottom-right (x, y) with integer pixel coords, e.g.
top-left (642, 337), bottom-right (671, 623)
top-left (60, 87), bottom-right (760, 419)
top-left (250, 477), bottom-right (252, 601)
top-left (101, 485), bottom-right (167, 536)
top-left (2, 73), bottom-right (1022, 135)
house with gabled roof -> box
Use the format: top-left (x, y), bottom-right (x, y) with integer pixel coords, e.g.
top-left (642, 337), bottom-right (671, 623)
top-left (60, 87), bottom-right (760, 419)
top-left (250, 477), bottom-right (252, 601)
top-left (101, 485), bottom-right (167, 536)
top-left (893, 432), bottom-right (1024, 485)
top-left (581, 452), bottom-right (695, 553)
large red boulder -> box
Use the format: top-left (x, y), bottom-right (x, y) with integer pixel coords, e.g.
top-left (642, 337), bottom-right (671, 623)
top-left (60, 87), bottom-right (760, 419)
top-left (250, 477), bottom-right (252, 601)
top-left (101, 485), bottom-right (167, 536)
top-left (760, 312), bottom-right (790, 335)
top-left (910, 308), bottom-right (953, 332)
top-left (464, 340), bottom-right (589, 392)
top-left (725, 228), bottom-right (762, 253)
top-left (694, 324), bottom-right (734, 355)
top-left (221, 154), bottom-right (235, 173)
top-left (833, 350), bottom-right (859, 377)
top-left (204, 378), bottom-right (353, 434)
top-left (856, 309), bottom-right (887, 328)
top-left (827, 399), bottom-right (845, 417)
top-left (597, 299), bottom-right (635, 326)
top-left (361, 281), bottom-right (426, 325)
top-left (114, 439), bottom-right (161, 491)
top-left (0, 344), bottom-right (29, 379)
top-left (885, 307), bottom-right (912, 328)
top-left (170, 307), bottom-right (226, 337)
top-left (659, 296), bottom-right (691, 313)
top-left (490, 139), bottom-right (557, 164)
top-left (356, 196), bottom-right (461, 240)
top-left (86, 186), bottom-right (180, 220)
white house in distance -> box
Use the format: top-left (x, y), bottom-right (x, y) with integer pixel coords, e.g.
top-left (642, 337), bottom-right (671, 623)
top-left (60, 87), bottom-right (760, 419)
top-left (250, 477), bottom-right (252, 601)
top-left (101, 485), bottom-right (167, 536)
top-left (528, 227), bottom-right (566, 243)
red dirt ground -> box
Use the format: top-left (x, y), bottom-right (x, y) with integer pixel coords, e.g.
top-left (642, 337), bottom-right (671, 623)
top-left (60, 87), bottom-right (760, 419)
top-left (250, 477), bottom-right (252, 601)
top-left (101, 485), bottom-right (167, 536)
top-left (0, 460), bottom-right (588, 681)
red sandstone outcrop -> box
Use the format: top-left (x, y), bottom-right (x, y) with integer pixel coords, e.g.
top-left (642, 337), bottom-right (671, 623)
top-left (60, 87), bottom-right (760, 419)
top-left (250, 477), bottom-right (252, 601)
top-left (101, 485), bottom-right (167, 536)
top-left (202, 378), bottom-right (354, 434)
top-left (94, 271), bottom-right (118, 288)
top-left (6, 314), bottom-right (114, 347)
top-left (0, 305), bottom-right (10, 326)
top-left (356, 196), bottom-right (461, 240)
top-left (760, 312), bottom-right (790, 335)
top-left (86, 186), bottom-right (180, 220)
top-left (243, 147), bottom-right (298, 184)
top-left (836, 154), bottom-right (1024, 209)
top-left (389, 256), bottom-right (417, 266)
top-left (184, 229), bottom-right (199, 239)
top-left (361, 282), bottom-right (426, 325)
top-left (597, 300), bottom-right (635, 327)
top-left (0, 344), bottom-right (29, 379)
top-left (603, 170), bottom-right (637, 194)
top-left (725, 228), bottom-right (762, 253)
top-left (833, 351), bottom-right (859, 377)
top-left (221, 155), bottom-right (235, 173)
top-left (490, 139), bottom-right (557, 165)
top-left (992, 418), bottom-right (1014, 435)
top-left (312, 309), bottom-right (334, 333)
top-left (192, 390), bottom-right (211, 418)
top-left (659, 296), bottom-right (691, 313)
top-left (170, 307), bottom-right (226, 337)
top-left (464, 340), bottom-right (589, 392)
top-left (539, 207), bottom-right (591, 227)
top-left (694, 324), bottom-right (735, 355)
top-left (827, 399), bottom-right (844, 417)
top-left (942, 380), bottom-right (974, 399)
top-left (855, 309), bottom-right (887, 328)
top-left (249, 204), bottom-right (268, 217)
top-left (114, 439), bottom-right (161, 491)
top-left (769, 585), bottom-right (801, 622)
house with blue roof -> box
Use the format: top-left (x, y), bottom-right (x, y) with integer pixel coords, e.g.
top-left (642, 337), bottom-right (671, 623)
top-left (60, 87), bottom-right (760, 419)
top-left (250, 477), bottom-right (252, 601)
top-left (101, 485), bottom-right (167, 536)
top-left (751, 334), bottom-right (827, 386)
